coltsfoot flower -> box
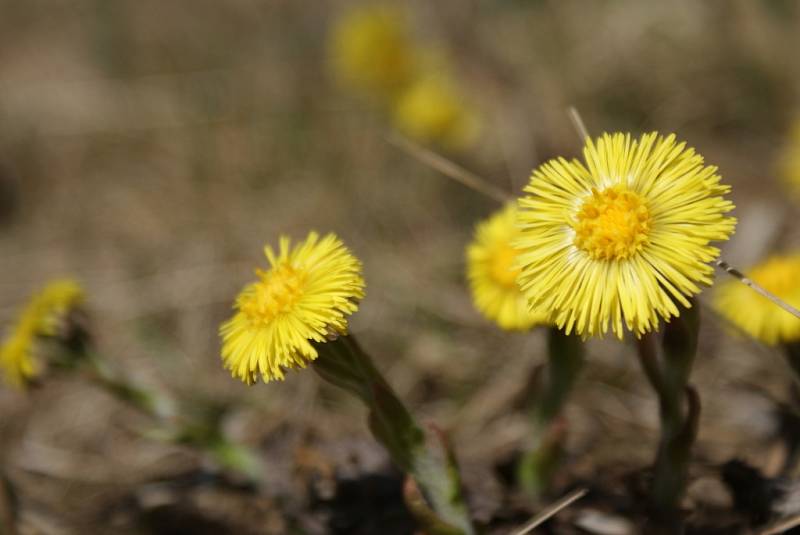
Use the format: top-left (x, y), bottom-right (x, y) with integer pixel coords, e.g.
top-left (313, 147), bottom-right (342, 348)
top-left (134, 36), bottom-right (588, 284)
top-left (0, 279), bottom-right (85, 388)
top-left (220, 232), bottom-right (365, 384)
top-left (516, 132), bottom-right (736, 339)
top-left (467, 204), bottom-right (547, 331)
top-left (330, 4), bottom-right (417, 100)
top-left (392, 74), bottom-right (479, 150)
top-left (714, 253), bottom-right (800, 345)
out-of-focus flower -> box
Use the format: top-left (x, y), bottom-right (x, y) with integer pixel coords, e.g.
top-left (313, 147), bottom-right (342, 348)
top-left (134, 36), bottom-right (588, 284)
top-left (330, 4), bottom-right (417, 100)
top-left (0, 279), bottom-right (85, 388)
top-left (516, 132), bottom-right (736, 339)
top-left (715, 253), bottom-right (800, 345)
top-left (219, 232), bottom-right (365, 384)
top-left (0, 330), bottom-right (37, 389)
top-left (467, 204), bottom-right (546, 331)
top-left (779, 120), bottom-right (800, 198)
top-left (392, 74), bottom-right (479, 150)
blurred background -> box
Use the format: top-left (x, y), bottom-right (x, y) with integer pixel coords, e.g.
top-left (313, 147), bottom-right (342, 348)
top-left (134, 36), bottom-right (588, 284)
top-left (2, 1), bottom-right (800, 533)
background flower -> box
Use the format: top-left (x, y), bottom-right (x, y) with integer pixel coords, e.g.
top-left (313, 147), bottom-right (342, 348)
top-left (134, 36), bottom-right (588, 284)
top-left (0, 279), bottom-right (84, 388)
top-left (329, 4), bottom-right (417, 101)
top-left (714, 253), bottom-right (800, 346)
top-left (467, 204), bottom-right (546, 331)
top-left (392, 74), bottom-right (479, 150)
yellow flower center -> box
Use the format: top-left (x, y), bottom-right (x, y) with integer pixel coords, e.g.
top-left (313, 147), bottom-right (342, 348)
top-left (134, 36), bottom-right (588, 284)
top-left (573, 186), bottom-right (651, 261)
top-left (753, 260), bottom-right (798, 298)
top-left (241, 264), bottom-right (305, 324)
top-left (490, 245), bottom-right (521, 288)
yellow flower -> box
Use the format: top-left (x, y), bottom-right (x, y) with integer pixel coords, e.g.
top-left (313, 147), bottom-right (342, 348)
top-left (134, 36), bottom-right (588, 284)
top-left (330, 4), bottom-right (417, 100)
top-left (392, 74), bottom-right (479, 150)
top-left (516, 132), bottom-right (736, 339)
top-left (714, 254), bottom-right (800, 345)
top-left (1, 279), bottom-right (85, 388)
top-left (779, 119), bottom-right (800, 198)
top-left (0, 329), bottom-right (38, 388)
top-left (467, 204), bottom-right (547, 331)
top-left (220, 232), bottom-right (365, 384)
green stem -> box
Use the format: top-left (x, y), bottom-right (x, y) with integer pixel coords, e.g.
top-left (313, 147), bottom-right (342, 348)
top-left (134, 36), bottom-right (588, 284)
top-left (517, 327), bottom-right (584, 497)
top-left (84, 353), bottom-right (174, 421)
top-left (537, 328), bottom-right (585, 425)
top-left (636, 334), bottom-right (667, 400)
top-left (312, 335), bottom-right (474, 535)
top-left (636, 300), bottom-right (701, 531)
top-left (207, 439), bottom-right (264, 482)
top-left (84, 354), bottom-right (262, 482)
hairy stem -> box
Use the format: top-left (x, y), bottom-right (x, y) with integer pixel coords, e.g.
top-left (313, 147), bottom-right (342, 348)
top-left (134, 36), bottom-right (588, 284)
top-left (518, 327), bottom-right (584, 497)
top-left (313, 335), bottom-right (474, 535)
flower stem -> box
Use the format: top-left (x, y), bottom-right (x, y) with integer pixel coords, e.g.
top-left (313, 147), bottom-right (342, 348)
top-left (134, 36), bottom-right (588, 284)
top-left (517, 327), bottom-right (584, 498)
top-left (313, 335), bottom-right (474, 535)
top-left (636, 300), bottom-right (701, 532)
top-left (537, 328), bottom-right (585, 426)
top-left (84, 353), bottom-right (174, 421)
top-left (83, 353), bottom-right (264, 484)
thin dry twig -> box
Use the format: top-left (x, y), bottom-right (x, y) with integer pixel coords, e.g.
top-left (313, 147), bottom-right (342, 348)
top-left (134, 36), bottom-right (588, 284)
top-left (568, 106), bottom-right (590, 142)
top-left (511, 487), bottom-right (588, 535)
top-left (755, 513), bottom-right (800, 535)
top-left (386, 133), bottom-right (512, 203)
top-left (715, 260), bottom-right (800, 320)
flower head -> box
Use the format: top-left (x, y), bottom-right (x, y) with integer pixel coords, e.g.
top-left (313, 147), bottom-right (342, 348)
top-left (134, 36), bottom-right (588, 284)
top-left (516, 132), bottom-right (736, 339)
top-left (467, 204), bottom-right (547, 331)
top-left (714, 253), bottom-right (800, 345)
top-left (220, 232), bottom-right (365, 384)
top-left (392, 74), bottom-right (479, 149)
top-left (1, 279), bottom-right (85, 388)
top-left (330, 4), bottom-right (417, 100)
top-left (779, 119), bottom-right (800, 198)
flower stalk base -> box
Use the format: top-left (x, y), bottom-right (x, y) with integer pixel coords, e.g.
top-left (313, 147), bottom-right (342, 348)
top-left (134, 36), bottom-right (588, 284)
top-left (636, 299), bottom-right (701, 532)
top-left (312, 335), bottom-right (474, 535)
top-left (517, 327), bottom-right (583, 498)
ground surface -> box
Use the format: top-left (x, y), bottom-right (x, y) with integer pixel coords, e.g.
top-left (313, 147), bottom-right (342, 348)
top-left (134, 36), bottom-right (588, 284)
top-left (2, 1), bottom-right (800, 533)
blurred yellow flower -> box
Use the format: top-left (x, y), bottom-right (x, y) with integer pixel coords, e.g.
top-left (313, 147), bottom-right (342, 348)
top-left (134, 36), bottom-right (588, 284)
top-left (516, 132), bottom-right (736, 339)
top-left (467, 204), bottom-right (546, 331)
top-left (220, 232), bottom-right (365, 384)
top-left (715, 254), bottom-right (800, 345)
top-left (330, 4), bottom-right (417, 100)
top-left (392, 74), bottom-right (479, 150)
top-left (0, 279), bottom-right (85, 388)
top-left (0, 328), bottom-right (38, 389)
top-left (779, 119), bottom-right (800, 197)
